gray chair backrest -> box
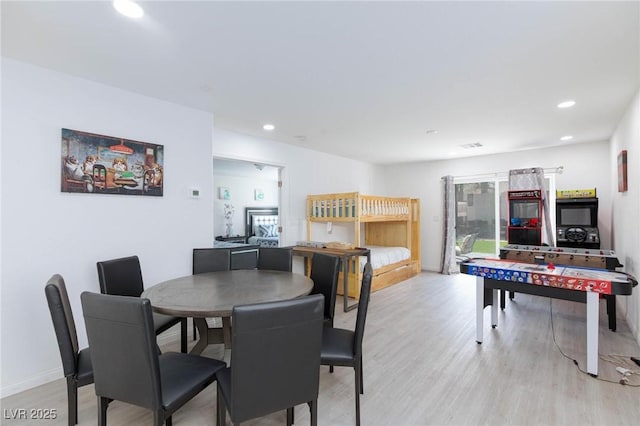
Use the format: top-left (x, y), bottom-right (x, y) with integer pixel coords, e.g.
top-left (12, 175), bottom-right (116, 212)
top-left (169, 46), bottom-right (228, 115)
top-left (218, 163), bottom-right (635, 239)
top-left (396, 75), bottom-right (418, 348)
top-left (229, 294), bottom-right (324, 423)
top-left (310, 253), bottom-right (341, 324)
top-left (81, 292), bottom-right (162, 411)
top-left (354, 263), bottom-right (373, 358)
top-left (96, 255), bottom-right (144, 297)
top-left (45, 274), bottom-right (79, 377)
top-left (460, 233), bottom-right (478, 255)
top-left (193, 248), bottom-right (231, 274)
top-left (257, 247), bottom-right (293, 272)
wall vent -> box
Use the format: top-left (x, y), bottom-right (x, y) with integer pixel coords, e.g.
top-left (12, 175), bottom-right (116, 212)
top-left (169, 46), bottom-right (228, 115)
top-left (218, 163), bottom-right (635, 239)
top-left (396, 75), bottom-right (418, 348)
top-left (459, 142), bottom-right (483, 149)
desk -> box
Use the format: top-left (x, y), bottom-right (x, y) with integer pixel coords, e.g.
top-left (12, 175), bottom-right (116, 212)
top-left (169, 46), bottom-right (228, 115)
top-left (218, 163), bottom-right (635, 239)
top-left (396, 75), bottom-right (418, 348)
top-left (291, 246), bottom-right (371, 312)
top-left (460, 258), bottom-right (636, 376)
top-left (142, 270), bottom-right (313, 355)
top-left (215, 235), bottom-right (248, 244)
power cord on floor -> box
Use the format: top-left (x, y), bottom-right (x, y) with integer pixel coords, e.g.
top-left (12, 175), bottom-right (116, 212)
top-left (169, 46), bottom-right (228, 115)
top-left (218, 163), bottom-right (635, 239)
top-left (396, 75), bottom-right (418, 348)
top-left (548, 298), bottom-right (640, 387)
top-left (600, 354), bottom-right (640, 385)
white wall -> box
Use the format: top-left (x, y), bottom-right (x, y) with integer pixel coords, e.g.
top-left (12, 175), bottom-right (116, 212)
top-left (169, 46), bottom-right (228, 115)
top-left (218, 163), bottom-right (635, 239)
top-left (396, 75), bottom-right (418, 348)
top-left (380, 141), bottom-right (612, 271)
top-left (212, 127), bottom-right (380, 246)
top-left (610, 90), bottom-right (640, 344)
top-left (0, 59), bottom-right (215, 397)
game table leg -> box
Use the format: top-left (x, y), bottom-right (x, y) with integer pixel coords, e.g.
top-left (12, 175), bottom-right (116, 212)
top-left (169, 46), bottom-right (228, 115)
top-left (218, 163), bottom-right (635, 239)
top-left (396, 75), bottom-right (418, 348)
top-left (586, 291), bottom-right (599, 376)
top-left (476, 277), bottom-right (484, 343)
top-left (491, 289), bottom-right (499, 328)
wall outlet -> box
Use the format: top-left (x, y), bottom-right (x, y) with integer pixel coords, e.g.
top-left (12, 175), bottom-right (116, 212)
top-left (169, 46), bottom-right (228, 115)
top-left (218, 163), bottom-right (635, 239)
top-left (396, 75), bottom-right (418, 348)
top-left (189, 187), bottom-right (200, 199)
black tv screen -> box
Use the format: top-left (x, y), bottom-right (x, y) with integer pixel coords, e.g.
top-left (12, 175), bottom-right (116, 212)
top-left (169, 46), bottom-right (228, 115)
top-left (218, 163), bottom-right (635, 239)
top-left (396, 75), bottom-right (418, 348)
top-left (560, 207), bottom-right (592, 226)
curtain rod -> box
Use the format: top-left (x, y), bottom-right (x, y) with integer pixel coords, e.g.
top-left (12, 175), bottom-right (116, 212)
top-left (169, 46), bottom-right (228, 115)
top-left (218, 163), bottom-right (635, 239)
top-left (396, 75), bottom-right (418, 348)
top-left (445, 166), bottom-right (563, 181)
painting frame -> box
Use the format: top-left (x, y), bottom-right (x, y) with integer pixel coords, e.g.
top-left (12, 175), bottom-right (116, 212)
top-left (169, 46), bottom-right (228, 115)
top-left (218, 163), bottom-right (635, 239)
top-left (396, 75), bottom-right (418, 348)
top-left (61, 128), bottom-right (164, 196)
top-left (254, 188), bottom-right (265, 201)
top-left (618, 150), bottom-right (628, 193)
top-left (219, 187), bottom-right (231, 200)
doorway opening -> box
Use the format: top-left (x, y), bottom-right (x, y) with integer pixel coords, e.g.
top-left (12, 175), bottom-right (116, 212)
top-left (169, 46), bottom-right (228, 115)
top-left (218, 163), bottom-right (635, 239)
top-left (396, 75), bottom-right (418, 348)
top-left (212, 157), bottom-right (283, 246)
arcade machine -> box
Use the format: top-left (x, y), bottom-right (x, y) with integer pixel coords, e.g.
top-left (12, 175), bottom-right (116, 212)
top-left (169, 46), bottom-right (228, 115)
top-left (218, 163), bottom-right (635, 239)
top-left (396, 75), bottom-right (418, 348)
top-left (496, 188), bottom-right (629, 330)
top-left (500, 189), bottom-right (544, 307)
top-left (507, 190), bottom-right (543, 245)
top-left (556, 189), bottom-right (600, 249)
top-left (500, 189), bottom-right (624, 330)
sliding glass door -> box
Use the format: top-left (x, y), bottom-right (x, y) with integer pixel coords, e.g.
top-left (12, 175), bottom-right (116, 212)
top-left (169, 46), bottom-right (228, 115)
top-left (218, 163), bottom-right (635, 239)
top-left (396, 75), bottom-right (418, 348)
top-left (455, 175), bottom-right (554, 258)
top-left (455, 181), bottom-right (504, 257)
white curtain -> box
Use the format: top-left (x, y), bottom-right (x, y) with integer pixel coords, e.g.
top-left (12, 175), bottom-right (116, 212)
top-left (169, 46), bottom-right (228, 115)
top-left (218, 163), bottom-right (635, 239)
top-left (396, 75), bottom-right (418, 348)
top-left (441, 175), bottom-right (458, 274)
top-left (509, 167), bottom-right (555, 246)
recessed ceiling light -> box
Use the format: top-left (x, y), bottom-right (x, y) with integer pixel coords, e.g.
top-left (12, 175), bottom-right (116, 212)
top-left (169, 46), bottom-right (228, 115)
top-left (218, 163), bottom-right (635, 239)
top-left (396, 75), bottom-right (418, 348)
top-left (113, 0), bottom-right (144, 19)
top-left (560, 135), bottom-right (574, 141)
top-left (425, 129), bottom-right (439, 135)
top-left (557, 100), bottom-right (576, 109)
top-left (263, 124), bottom-right (275, 131)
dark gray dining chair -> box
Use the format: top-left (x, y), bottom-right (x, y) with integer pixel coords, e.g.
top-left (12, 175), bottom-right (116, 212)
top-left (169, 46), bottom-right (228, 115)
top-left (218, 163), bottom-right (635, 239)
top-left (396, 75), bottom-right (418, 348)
top-left (96, 255), bottom-right (188, 353)
top-left (216, 294), bottom-right (324, 426)
top-left (45, 274), bottom-right (94, 426)
top-left (310, 253), bottom-right (341, 328)
top-left (320, 263), bottom-right (373, 426)
top-left (81, 292), bottom-right (226, 426)
top-left (193, 248), bottom-right (231, 274)
top-left (257, 247), bottom-right (293, 272)
top-left (192, 248), bottom-right (232, 338)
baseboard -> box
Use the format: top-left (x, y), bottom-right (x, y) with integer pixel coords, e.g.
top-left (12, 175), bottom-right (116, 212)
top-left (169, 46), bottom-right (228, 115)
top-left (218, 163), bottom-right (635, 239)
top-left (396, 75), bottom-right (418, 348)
top-left (0, 323), bottom-right (185, 399)
top-left (0, 367), bottom-right (62, 399)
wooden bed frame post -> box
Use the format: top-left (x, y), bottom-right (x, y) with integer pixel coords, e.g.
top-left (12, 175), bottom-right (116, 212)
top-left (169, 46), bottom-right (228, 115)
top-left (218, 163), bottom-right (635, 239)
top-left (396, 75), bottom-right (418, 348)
top-left (411, 198), bottom-right (421, 272)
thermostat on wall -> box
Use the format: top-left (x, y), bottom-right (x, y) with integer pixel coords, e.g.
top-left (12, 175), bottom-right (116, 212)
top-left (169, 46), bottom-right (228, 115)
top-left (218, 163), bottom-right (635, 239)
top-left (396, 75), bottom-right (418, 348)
top-left (189, 188), bottom-right (201, 199)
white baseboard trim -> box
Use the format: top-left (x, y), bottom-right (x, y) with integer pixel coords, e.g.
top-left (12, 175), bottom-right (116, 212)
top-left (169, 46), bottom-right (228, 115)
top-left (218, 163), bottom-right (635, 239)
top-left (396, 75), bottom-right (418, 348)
top-left (1, 324), bottom-right (186, 399)
top-left (1, 366), bottom-right (62, 399)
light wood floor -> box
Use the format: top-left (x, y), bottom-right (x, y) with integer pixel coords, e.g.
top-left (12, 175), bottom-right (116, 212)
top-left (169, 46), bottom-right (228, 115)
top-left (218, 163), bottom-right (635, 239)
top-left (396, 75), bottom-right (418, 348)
top-left (3, 272), bottom-right (640, 425)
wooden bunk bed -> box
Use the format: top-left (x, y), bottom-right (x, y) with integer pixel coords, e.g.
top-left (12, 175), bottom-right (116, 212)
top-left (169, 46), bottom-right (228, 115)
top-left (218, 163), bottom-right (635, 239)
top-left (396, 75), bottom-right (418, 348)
top-left (306, 192), bottom-right (421, 298)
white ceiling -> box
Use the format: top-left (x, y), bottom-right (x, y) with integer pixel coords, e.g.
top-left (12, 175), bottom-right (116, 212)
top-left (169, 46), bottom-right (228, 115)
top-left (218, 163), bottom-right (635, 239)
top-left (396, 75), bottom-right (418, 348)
top-left (2, 1), bottom-right (638, 165)
top-left (213, 157), bottom-right (279, 181)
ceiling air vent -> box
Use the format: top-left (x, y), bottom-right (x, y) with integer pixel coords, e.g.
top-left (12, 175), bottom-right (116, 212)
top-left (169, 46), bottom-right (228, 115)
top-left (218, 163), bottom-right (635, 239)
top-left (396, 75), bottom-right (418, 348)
top-left (459, 142), bottom-right (483, 149)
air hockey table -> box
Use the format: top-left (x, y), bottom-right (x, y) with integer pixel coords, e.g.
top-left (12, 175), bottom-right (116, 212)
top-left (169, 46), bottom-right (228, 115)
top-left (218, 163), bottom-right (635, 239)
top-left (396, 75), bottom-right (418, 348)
top-left (460, 258), bottom-right (637, 376)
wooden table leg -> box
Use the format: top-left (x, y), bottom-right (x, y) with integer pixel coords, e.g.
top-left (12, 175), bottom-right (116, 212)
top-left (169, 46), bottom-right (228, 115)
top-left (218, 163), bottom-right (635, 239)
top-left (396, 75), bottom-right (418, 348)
top-left (343, 255), bottom-right (358, 312)
top-left (191, 318), bottom-right (225, 355)
top-left (222, 317), bottom-right (232, 349)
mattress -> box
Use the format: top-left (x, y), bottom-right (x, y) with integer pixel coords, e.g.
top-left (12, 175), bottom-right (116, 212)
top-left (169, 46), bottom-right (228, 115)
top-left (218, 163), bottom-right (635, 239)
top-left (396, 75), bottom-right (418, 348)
top-left (360, 246), bottom-right (411, 271)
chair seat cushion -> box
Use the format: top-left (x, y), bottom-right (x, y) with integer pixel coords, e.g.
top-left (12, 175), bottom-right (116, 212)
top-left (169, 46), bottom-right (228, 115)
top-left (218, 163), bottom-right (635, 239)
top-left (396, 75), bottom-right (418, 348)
top-left (153, 312), bottom-right (182, 334)
top-left (76, 347), bottom-right (94, 386)
top-left (320, 328), bottom-right (355, 367)
top-left (160, 352), bottom-right (226, 414)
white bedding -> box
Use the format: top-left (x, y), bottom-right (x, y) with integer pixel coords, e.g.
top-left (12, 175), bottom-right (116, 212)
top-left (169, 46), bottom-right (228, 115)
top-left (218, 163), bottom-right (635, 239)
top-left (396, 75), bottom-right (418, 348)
top-left (360, 246), bottom-right (411, 271)
top-left (247, 236), bottom-right (279, 247)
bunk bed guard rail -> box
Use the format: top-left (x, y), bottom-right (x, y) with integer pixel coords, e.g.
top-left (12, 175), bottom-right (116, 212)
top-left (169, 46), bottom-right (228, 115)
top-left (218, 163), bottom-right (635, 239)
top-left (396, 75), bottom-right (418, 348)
top-left (306, 192), bottom-right (411, 221)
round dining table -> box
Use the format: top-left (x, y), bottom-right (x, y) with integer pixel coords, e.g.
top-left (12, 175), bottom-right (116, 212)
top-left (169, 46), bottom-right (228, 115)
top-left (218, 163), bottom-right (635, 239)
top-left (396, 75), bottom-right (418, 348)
top-left (141, 269), bottom-right (313, 355)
